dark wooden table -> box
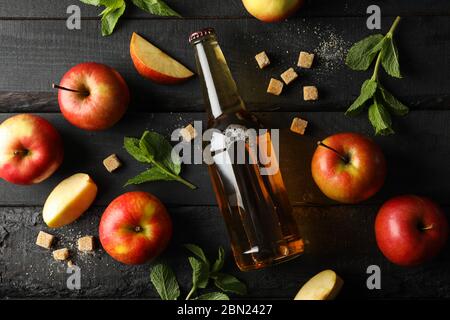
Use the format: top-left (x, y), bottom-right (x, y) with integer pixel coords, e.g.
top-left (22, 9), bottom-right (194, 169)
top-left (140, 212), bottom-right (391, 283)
top-left (1, 0), bottom-right (449, 299)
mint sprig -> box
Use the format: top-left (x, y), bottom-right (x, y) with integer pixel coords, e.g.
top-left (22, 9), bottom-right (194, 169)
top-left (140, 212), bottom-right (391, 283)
top-left (124, 131), bottom-right (196, 189)
top-left (80, 0), bottom-right (181, 36)
top-left (345, 16), bottom-right (409, 135)
top-left (99, 1), bottom-right (126, 36)
top-left (131, 0), bottom-right (181, 18)
top-left (184, 244), bottom-right (247, 299)
top-left (150, 245), bottom-right (246, 301)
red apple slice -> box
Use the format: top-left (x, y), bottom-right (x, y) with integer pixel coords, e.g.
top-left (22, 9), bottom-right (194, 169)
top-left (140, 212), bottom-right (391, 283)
top-left (130, 32), bottom-right (194, 85)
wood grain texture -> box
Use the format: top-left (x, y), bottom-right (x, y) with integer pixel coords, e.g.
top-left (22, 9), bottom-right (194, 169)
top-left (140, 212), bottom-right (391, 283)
top-left (0, 17), bottom-right (449, 112)
top-left (0, 92), bottom-right (58, 112)
top-left (1, 0), bottom-right (449, 18)
top-left (0, 111), bottom-right (449, 207)
top-left (2, 91), bottom-right (450, 114)
top-left (1, 205), bottom-right (449, 299)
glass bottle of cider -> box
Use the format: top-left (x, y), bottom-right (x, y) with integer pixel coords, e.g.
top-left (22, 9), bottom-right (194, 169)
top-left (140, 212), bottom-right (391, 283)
top-left (189, 28), bottom-right (303, 271)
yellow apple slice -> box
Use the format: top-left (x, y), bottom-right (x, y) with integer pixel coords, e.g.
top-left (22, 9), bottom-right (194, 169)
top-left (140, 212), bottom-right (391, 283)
top-left (43, 173), bottom-right (97, 228)
top-left (294, 270), bottom-right (344, 300)
top-left (130, 32), bottom-right (194, 85)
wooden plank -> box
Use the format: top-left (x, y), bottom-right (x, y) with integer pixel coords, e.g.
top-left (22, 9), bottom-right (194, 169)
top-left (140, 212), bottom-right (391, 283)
top-left (3, 91), bottom-right (449, 115)
top-left (0, 0), bottom-right (242, 19)
top-left (1, 0), bottom-right (449, 18)
top-left (0, 111), bottom-right (449, 207)
top-left (3, 91), bottom-right (450, 116)
top-left (0, 17), bottom-right (449, 112)
top-left (1, 205), bottom-right (449, 298)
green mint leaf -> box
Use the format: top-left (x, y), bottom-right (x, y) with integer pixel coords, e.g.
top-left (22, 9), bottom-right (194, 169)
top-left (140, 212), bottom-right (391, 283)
top-left (79, 0), bottom-right (125, 36)
top-left (379, 86), bottom-right (409, 116)
top-left (345, 79), bottom-right (378, 116)
top-left (124, 166), bottom-right (174, 186)
top-left (381, 37), bottom-right (402, 78)
top-left (150, 263), bottom-right (180, 300)
top-left (100, 1), bottom-right (126, 36)
top-left (213, 273), bottom-right (247, 295)
top-left (125, 130), bottom-right (196, 189)
top-left (131, 0), bottom-right (181, 17)
top-left (345, 34), bottom-right (384, 70)
top-left (195, 292), bottom-right (230, 300)
top-left (368, 100), bottom-right (395, 135)
top-left (188, 256), bottom-right (209, 289)
top-left (100, 0), bottom-right (124, 7)
top-left (140, 131), bottom-right (181, 175)
top-left (139, 131), bottom-right (157, 160)
top-left (124, 137), bottom-right (150, 163)
top-left (184, 244), bottom-right (210, 269)
top-left (211, 247), bottom-right (225, 274)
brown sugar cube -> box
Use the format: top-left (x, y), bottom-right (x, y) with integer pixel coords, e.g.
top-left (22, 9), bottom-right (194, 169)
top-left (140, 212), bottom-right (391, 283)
top-left (103, 154), bottom-right (122, 173)
top-left (267, 78), bottom-right (284, 96)
top-left (280, 68), bottom-right (299, 85)
top-left (180, 124), bottom-right (198, 142)
top-left (36, 231), bottom-right (55, 249)
top-left (53, 248), bottom-right (70, 261)
top-left (290, 117), bottom-right (308, 135)
top-left (303, 86), bottom-right (319, 101)
top-left (298, 51), bottom-right (315, 69)
top-left (255, 51), bottom-right (270, 69)
top-left (78, 236), bottom-right (95, 252)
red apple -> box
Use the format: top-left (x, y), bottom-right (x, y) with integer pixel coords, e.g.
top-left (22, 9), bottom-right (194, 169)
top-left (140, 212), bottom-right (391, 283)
top-left (56, 62), bottom-right (129, 131)
top-left (375, 195), bottom-right (448, 266)
top-left (311, 133), bottom-right (386, 204)
top-left (130, 32), bottom-right (194, 85)
top-left (99, 191), bottom-right (172, 265)
top-left (242, 0), bottom-right (304, 22)
top-left (0, 114), bottom-right (63, 185)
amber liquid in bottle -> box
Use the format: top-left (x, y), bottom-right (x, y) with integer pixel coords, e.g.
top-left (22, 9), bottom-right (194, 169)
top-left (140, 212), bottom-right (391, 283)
top-left (190, 29), bottom-right (303, 271)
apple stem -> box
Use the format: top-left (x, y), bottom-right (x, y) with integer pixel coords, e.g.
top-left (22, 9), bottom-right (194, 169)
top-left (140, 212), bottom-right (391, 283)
top-left (14, 149), bottom-right (29, 157)
top-left (317, 141), bottom-right (349, 163)
top-left (421, 224), bottom-right (434, 231)
top-left (134, 226), bottom-right (142, 233)
top-left (52, 83), bottom-right (89, 96)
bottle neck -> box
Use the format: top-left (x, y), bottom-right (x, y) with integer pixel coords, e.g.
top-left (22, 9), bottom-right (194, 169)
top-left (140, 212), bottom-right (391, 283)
top-left (192, 35), bottom-right (245, 119)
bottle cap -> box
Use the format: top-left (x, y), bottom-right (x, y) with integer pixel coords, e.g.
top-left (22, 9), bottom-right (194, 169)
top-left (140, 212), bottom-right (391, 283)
top-left (189, 28), bottom-right (216, 44)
